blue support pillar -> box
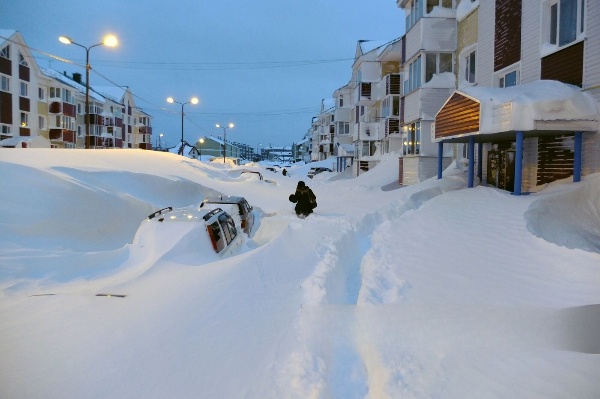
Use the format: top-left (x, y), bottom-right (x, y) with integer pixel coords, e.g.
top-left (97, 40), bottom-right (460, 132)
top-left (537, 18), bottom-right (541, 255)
top-left (514, 131), bottom-right (524, 196)
top-left (437, 142), bottom-right (443, 179)
top-left (477, 142), bottom-right (483, 182)
top-left (573, 131), bottom-right (582, 182)
top-left (468, 137), bottom-right (475, 188)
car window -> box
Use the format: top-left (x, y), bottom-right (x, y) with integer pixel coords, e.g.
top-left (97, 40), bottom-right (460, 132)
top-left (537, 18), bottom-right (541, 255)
top-left (218, 214), bottom-right (238, 244)
top-left (207, 221), bottom-right (225, 252)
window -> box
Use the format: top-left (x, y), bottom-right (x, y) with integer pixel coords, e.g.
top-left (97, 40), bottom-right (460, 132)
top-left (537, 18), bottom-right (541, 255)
top-left (464, 51), bottom-right (476, 83)
top-left (38, 116), bottom-right (46, 130)
top-left (545, 0), bottom-right (585, 49)
top-left (425, 53), bottom-right (453, 83)
top-left (38, 87), bottom-right (46, 101)
top-left (62, 89), bottom-right (74, 104)
top-left (337, 121), bottom-right (349, 135)
top-left (77, 102), bottom-right (84, 115)
top-left (407, 0), bottom-right (454, 30)
top-left (405, 55), bottom-right (422, 93)
top-left (56, 115), bottom-right (75, 131)
top-left (20, 112), bottom-right (29, 127)
top-left (50, 87), bottom-right (61, 99)
top-left (18, 52), bottom-right (28, 67)
top-left (382, 96), bottom-right (400, 118)
top-left (20, 82), bottom-right (28, 97)
top-left (0, 45), bottom-right (9, 59)
top-left (1, 75), bottom-right (9, 92)
top-left (402, 122), bottom-right (421, 156)
top-left (77, 125), bottom-right (83, 138)
top-left (499, 69), bottom-right (519, 88)
top-left (1, 124), bottom-right (11, 135)
top-left (339, 96), bottom-right (344, 107)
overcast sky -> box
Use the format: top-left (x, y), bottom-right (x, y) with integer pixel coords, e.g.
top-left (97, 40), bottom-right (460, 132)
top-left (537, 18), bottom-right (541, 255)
top-left (0, 0), bottom-right (405, 150)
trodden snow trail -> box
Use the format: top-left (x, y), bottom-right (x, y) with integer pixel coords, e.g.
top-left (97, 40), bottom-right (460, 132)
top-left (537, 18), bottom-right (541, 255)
top-left (274, 176), bottom-right (466, 398)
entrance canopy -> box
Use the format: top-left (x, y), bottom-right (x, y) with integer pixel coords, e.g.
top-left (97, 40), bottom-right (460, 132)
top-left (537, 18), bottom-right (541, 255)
top-left (434, 80), bottom-right (599, 142)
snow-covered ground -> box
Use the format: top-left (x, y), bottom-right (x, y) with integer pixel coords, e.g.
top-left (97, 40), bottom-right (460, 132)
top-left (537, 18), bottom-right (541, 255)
top-left (1, 149), bottom-right (599, 398)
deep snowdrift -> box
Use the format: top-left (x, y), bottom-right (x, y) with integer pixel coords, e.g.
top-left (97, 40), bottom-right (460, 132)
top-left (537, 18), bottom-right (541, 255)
top-left (1, 149), bottom-right (599, 399)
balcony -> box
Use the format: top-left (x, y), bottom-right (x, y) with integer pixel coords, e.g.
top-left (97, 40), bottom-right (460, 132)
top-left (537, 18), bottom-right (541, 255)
top-left (405, 14), bottom-right (457, 62)
top-left (49, 101), bottom-right (62, 114)
top-left (384, 74), bottom-right (402, 96)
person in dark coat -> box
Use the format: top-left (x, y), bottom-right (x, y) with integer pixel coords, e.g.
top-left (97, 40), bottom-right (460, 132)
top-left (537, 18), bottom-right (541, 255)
top-left (289, 180), bottom-right (317, 218)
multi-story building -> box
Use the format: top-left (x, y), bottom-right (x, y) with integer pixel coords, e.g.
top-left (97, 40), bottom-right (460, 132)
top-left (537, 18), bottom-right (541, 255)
top-left (432, 0), bottom-right (600, 195)
top-left (0, 30), bottom-right (49, 147)
top-left (311, 99), bottom-right (335, 161)
top-left (0, 30), bottom-right (153, 150)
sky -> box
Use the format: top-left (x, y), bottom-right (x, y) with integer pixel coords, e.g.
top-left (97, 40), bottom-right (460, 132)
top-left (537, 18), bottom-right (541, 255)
top-left (1, 148), bottom-right (600, 397)
top-left (0, 0), bottom-right (405, 150)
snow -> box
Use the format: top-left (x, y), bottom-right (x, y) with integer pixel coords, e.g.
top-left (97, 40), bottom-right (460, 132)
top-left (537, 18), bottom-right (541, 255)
top-left (1, 148), bottom-right (599, 398)
top-left (461, 80), bottom-right (599, 133)
top-left (456, 0), bottom-right (479, 22)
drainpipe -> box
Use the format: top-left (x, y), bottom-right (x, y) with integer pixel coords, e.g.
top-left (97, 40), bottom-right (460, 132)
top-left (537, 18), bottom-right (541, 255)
top-left (437, 142), bottom-right (443, 179)
top-left (468, 136), bottom-right (475, 188)
top-left (514, 131), bottom-right (523, 195)
top-left (573, 131), bottom-right (583, 182)
top-left (477, 142), bottom-right (483, 182)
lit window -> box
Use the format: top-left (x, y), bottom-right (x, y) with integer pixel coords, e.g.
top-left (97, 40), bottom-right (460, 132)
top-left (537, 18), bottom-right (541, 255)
top-left (20, 113), bottom-right (29, 127)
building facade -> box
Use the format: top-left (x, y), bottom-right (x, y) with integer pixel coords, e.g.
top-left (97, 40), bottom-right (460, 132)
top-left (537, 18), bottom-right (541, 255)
top-left (0, 30), bottom-right (153, 150)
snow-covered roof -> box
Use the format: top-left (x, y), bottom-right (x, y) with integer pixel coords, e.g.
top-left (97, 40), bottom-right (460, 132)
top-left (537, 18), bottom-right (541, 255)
top-left (41, 68), bottom-right (105, 102)
top-left (436, 80), bottom-right (599, 139)
top-left (457, 0), bottom-right (479, 22)
top-left (93, 86), bottom-right (127, 103)
top-left (464, 80), bottom-right (599, 133)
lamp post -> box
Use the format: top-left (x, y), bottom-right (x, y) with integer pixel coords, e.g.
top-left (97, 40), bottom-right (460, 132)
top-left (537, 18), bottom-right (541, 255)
top-left (59, 34), bottom-right (118, 149)
top-left (256, 143), bottom-right (262, 161)
top-left (198, 138), bottom-right (205, 160)
top-left (159, 133), bottom-right (164, 149)
top-left (216, 123), bottom-right (234, 163)
top-left (167, 96), bottom-right (199, 156)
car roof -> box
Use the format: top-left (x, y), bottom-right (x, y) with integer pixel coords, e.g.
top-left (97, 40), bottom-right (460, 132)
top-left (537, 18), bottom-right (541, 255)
top-left (147, 207), bottom-right (224, 223)
top-left (202, 195), bottom-right (245, 205)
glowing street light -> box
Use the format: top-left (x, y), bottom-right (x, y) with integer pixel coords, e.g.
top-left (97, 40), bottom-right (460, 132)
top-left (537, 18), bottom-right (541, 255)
top-left (216, 123), bottom-right (234, 163)
top-left (59, 34), bottom-right (118, 149)
top-left (167, 96), bottom-right (199, 156)
top-left (198, 137), bottom-right (205, 160)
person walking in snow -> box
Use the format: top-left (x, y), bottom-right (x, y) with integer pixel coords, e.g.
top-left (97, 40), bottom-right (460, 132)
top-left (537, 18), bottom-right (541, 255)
top-left (289, 180), bottom-right (317, 218)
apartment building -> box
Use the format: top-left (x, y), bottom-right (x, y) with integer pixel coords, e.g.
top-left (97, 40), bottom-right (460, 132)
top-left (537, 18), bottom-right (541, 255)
top-left (433, 0), bottom-right (600, 194)
top-left (311, 99), bottom-right (335, 161)
top-left (0, 30), bottom-right (152, 150)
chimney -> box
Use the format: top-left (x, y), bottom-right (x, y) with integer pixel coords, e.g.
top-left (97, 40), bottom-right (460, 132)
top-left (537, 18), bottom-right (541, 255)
top-left (73, 72), bottom-right (82, 84)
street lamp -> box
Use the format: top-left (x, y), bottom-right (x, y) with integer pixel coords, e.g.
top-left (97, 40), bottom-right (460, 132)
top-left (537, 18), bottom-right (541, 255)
top-left (157, 133), bottom-right (164, 149)
top-left (59, 34), bottom-right (118, 149)
top-left (167, 96), bottom-right (199, 156)
top-left (216, 123), bottom-right (234, 163)
top-left (198, 137), bottom-right (205, 160)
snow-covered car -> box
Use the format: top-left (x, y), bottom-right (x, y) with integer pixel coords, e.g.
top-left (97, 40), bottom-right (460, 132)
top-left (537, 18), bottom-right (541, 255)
top-left (307, 167), bottom-right (333, 178)
top-left (200, 195), bottom-right (255, 235)
top-left (145, 206), bottom-right (243, 256)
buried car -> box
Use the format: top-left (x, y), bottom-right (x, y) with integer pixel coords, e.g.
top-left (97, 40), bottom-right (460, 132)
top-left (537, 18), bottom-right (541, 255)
top-left (307, 167), bottom-right (333, 178)
top-left (200, 195), bottom-right (255, 235)
top-left (145, 206), bottom-right (243, 256)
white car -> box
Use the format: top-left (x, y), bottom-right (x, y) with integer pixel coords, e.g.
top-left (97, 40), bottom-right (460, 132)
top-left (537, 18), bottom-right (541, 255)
top-left (145, 206), bottom-right (243, 257)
